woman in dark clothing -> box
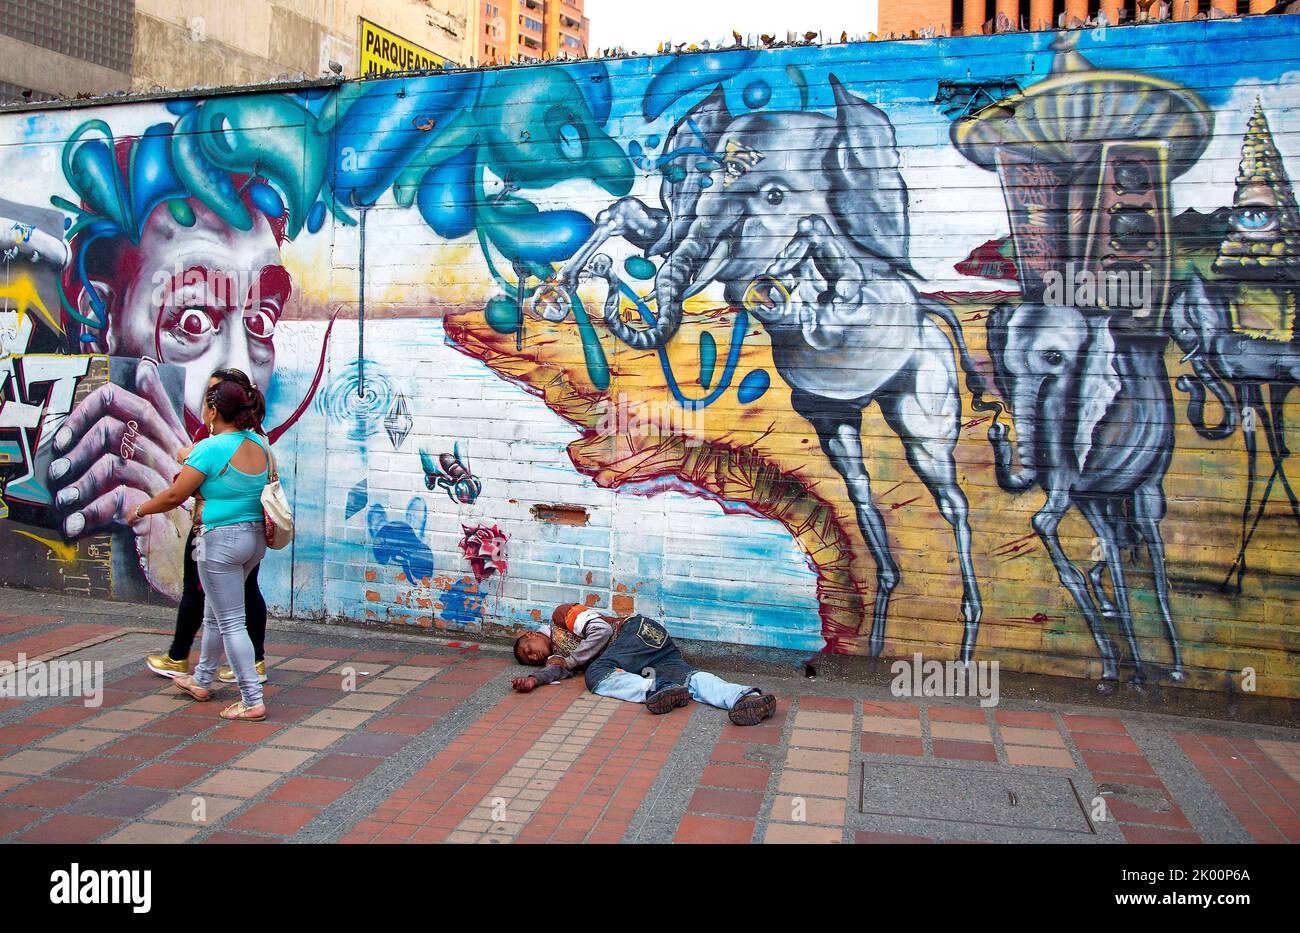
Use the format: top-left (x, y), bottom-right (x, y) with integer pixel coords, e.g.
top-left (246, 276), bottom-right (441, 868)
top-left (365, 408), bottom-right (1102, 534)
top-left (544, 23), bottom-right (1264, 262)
top-left (145, 368), bottom-right (268, 683)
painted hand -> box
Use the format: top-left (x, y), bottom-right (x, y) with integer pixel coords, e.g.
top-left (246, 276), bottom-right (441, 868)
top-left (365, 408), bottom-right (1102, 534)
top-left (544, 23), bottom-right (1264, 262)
top-left (48, 358), bottom-right (191, 600)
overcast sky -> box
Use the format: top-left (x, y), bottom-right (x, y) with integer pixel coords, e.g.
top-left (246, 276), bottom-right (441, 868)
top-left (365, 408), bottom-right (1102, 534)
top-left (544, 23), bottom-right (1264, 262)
top-left (585, 0), bottom-right (879, 54)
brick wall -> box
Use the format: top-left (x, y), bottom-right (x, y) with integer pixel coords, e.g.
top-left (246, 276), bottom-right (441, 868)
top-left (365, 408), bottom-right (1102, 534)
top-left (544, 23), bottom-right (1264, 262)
top-left (0, 16), bottom-right (1297, 697)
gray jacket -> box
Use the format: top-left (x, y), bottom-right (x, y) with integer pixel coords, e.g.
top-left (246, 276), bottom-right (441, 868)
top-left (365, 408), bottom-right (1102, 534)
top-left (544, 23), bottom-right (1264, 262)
top-left (530, 618), bottom-right (615, 686)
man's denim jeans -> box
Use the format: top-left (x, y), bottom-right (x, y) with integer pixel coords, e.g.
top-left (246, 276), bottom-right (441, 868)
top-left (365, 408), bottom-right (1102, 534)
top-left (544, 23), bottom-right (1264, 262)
top-left (584, 615), bottom-right (756, 710)
top-left (592, 669), bottom-right (756, 710)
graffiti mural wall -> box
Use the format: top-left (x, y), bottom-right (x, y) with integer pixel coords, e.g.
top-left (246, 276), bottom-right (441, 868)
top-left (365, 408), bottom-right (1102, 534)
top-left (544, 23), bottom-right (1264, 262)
top-left (1, 16), bottom-right (1297, 696)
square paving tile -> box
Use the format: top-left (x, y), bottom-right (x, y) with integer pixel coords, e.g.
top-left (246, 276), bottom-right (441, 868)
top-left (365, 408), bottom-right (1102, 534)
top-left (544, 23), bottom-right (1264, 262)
top-left (167, 741), bottom-right (246, 766)
top-left (273, 658), bottom-right (335, 672)
top-left (764, 823), bottom-right (842, 844)
top-left (15, 813), bottom-right (120, 843)
top-left (789, 729), bottom-right (852, 751)
top-left (268, 777), bottom-right (351, 806)
top-left (268, 727), bottom-right (346, 750)
top-left (794, 711), bottom-right (853, 731)
top-left (102, 822), bottom-right (200, 843)
top-left (38, 729), bottom-right (119, 753)
top-left (124, 762), bottom-right (211, 789)
top-left (193, 768), bottom-right (280, 798)
top-left (227, 802), bottom-right (319, 835)
top-left (334, 733), bottom-right (410, 756)
top-left (1005, 745), bottom-right (1075, 769)
top-left (1000, 726), bottom-right (1066, 748)
top-left (145, 794), bottom-right (243, 825)
top-left (931, 722), bottom-right (993, 742)
top-left (69, 785), bottom-right (168, 818)
top-left (55, 755), bottom-right (138, 782)
top-left (80, 710), bottom-right (162, 731)
top-left (302, 709), bottom-right (371, 730)
top-left (331, 693), bottom-right (399, 712)
top-left (234, 747), bottom-right (315, 773)
top-left (0, 749), bottom-right (77, 775)
top-left (303, 753), bottom-right (381, 781)
top-left (1, 778), bottom-right (94, 808)
top-left (121, 694), bottom-right (191, 713)
top-left (861, 717), bottom-right (922, 736)
top-left (357, 678), bottom-right (417, 696)
top-left (778, 770), bottom-right (848, 798)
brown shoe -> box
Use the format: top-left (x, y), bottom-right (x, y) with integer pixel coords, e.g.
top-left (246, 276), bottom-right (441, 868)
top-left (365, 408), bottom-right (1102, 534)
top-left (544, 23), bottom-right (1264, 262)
top-left (645, 684), bottom-right (690, 715)
top-left (728, 692), bottom-right (776, 726)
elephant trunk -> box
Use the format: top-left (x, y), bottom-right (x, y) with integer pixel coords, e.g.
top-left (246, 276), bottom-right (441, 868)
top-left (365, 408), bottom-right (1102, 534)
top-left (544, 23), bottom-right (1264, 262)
top-left (600, 233), bottom-right (707, 350)
top-left (1176, 356), bottom-right (1238, 441)
top-left (601, 200), bottom-right (740, 351)
top-left (990, 385), bottom-right (1040, 493)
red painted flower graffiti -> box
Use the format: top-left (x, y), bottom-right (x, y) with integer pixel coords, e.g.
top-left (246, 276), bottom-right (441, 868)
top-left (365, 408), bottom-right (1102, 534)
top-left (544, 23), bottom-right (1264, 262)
top-left (458, 524), bottom-right (508, 582)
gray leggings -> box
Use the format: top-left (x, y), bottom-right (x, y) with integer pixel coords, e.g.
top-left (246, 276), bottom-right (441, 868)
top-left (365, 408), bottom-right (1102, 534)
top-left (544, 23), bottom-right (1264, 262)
top-left (193, 521), bottom-right (267, 706)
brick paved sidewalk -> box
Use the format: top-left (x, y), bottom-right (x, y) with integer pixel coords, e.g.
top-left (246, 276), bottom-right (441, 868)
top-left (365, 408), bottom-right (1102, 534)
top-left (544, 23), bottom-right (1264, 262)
top-left (0, 594), bottom-right (1296, 844)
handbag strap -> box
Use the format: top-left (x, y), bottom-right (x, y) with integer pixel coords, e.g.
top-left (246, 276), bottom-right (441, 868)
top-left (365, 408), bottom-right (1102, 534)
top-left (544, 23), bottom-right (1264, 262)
top-left (262, 434), bottom-right (278, 483)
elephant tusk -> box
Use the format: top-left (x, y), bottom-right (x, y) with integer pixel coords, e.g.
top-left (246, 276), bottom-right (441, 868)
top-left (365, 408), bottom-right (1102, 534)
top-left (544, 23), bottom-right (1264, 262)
top-left (684, 241), bottom-right (730, 299)
top-left (1179, 342), bottom-right (1200, 365)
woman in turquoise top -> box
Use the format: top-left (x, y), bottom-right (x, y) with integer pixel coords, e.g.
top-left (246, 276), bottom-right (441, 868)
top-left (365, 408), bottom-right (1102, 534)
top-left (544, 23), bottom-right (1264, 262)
top-left (130, 373), bottom-right (272, 722)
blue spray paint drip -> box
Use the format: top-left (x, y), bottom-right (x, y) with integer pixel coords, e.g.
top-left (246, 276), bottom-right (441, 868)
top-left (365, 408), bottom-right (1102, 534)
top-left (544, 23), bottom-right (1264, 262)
top-left (439, 579), bottom-right (484, 627)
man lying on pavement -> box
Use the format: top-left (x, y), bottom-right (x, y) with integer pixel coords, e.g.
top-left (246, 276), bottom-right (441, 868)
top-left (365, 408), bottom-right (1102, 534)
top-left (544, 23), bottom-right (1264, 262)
top-left (511, 603), bottom-right (777, 726)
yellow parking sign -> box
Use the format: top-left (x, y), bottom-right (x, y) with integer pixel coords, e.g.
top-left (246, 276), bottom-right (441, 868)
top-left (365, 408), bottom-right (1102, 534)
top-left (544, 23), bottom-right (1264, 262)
top-left (358, 17), bottom-right (453, 76)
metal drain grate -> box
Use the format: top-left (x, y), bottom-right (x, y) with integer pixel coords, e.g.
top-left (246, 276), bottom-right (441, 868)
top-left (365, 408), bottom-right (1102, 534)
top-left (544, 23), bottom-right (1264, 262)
top-left (859, 761), bottom-right (1096, 835)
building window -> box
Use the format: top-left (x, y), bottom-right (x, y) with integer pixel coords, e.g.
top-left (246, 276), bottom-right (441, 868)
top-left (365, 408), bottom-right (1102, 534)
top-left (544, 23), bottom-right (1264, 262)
top-left (1197, 0), bottom-right (1210, 12)
top-left (952, 0), bottom-right (963, 32)
top-left (1053, 0), bottom-right (1066, 24)
top-left (1236, 0), bottom-right (1248, 11)
top-left (1019, 0), bottom-right (1030, 26)
top-left (985, 0), bottom-right (995, 25)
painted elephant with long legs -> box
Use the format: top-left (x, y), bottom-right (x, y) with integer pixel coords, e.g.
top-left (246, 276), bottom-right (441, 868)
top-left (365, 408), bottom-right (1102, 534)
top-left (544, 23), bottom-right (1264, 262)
top-left (985, 301), bottom-right (1184, 684)
top-left (1170, 272), bottom-right (1300, 591)
top-left (556, 76), bottom-right (1003, 662)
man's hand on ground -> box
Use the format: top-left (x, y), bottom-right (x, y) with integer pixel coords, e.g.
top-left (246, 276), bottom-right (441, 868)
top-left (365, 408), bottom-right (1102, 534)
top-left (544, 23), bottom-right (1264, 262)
top-left (545, 655), bottom-right (567, 669)
top-left (512, 676), bottom-right (538, 693)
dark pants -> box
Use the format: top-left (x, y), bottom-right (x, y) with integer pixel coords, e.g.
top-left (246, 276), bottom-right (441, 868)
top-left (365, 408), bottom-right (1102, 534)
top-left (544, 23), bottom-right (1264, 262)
top-left (168, 528), bottom-right (266, 662)
top-left (584, 615), bottom-right (695, 693)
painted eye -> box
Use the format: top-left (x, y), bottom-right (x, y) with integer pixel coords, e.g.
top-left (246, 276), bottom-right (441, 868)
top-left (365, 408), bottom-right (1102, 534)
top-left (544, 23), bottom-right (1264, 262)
top-left (1234, 208), bottom-right (1276, 231)
top-left (1043, 349), bottom-right (1064, 366)
top-left (765, 187), bottom-right (785, 205)
top-left (178, 307), bottom-right (214, 337)
top-left (244, 309), bottom-right (277, 340)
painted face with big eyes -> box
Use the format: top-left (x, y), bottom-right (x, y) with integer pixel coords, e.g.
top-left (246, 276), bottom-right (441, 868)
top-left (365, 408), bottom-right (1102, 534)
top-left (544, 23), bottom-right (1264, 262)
top-left (102, 201), bottom-right (288, 425)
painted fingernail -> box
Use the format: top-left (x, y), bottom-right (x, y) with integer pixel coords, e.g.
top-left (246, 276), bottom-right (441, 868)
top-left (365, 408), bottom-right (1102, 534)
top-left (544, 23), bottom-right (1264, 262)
top-left (55, 487), bottom-right (79, 508)
top-left (64, 512), bottom-right (84, 537)
top-left (54, 426), bottom-right (72, 451)
top-left (49, 458), bottom-right (70, 481)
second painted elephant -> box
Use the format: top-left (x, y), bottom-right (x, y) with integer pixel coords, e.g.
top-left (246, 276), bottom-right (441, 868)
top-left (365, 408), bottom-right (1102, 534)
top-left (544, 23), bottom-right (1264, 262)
top-left (986, 301), bottom-right (1184, 684)
top-left (556, 75), bottom-right (1003, 662)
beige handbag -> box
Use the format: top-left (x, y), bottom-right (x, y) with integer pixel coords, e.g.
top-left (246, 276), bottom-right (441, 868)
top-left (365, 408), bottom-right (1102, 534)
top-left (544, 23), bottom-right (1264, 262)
top-left (261, 440), bottom-right (294, 550)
